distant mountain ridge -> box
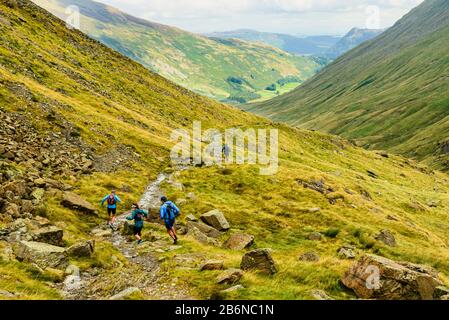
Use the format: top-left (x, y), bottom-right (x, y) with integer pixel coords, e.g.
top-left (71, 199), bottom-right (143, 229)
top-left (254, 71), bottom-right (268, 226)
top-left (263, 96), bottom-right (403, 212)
top-left (205, 29), bottom-right (341, 56)
top-left (325, 27), bottom-right (384, 59)
top-left (32, 0), bottom-right (321, 104)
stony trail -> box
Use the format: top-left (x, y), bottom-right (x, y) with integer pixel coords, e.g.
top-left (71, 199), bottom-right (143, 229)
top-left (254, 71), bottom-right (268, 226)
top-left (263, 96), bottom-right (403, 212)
top-left (61, 171), bottom-right (195, 300)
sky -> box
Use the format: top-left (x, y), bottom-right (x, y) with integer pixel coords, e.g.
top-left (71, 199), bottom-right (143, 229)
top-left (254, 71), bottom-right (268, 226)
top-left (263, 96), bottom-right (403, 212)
top-left (96, 0), bottom-right (424, 36)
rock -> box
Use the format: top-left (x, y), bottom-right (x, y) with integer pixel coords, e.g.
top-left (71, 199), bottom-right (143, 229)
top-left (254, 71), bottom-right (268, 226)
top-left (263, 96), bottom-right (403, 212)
top-left (200, 209), bottom-right (230, 231)
top-left (241, 249), bottom-right (278, 275)
top-left (375, 229), bottom-right (396, 247)
top-left (307, 232), bottom-right (323, 241)
top-left (367, 170), bottom-right (378, 178)
top-left (337, 245), bottom-right (356, 259)
top-left (61, 192), bottom-right (97, 215)
top-left (31, 188), bottom-right (45, 203)
top-left (200, 260), bottom-right (224, 271)
top-left (221, 285), bottom-right (245, 293)
top-left (217, 269), bottom-right (244, 285)
top-left (67, 240), bottom-right (95, 258)
top-left (4, 180), bottom-right (27, 198)
top-left (186, 224), bottom-right (220, 246)
top-left (92, 229), bottom-right (112, 237)
top-left (0, 290), bottom-right (15, 298)
top-left (186, 214), bottom-right (197, 222)
top-left (4, 202), bottom-right (20, 218)
top-left (433, 286), bottom-right (449, 299)
top-left (299, 251), bottom-right (320, 262)
top-left (31, 226), bottom-right (64, 246)
top-left (187, 221), bottom-right (222, 239)
top-left (14, 241), bottom-right (68, 270)
top-left (311, 290), bottom-right (333, 300)
top-left (341, 254), bottom-right (443, 300)
top-left (32, 216), bottom-right (52, 228)
top-left (109, 287), bottom-right (143, 300)
top-left (20, 200), bottom-right (34, 214)
top-left (223, 233), bottom-right (254, 250)
top-left (34, 178), bottom-right (46, 188)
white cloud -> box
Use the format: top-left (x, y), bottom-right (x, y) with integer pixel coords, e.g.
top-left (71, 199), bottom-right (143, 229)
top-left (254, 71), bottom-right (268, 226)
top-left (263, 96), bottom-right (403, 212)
top-left (96, 0), bottom-right (424, 34)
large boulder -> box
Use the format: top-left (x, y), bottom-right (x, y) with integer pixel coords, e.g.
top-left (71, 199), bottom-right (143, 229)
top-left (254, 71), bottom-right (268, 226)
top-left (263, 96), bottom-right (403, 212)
top-left (186, 223), bottom-right (219, 246)
top-left (14, 241), bottom-right (68, 270)
top-left (200, 260), bottom-right (224, 271)
top-left (200, 210), bottom-right (230, 231)
top-left (31, 226), bottom-right (64, 246)
top-left (187, 221), bottom-right (222, 239)
top-left (341, 254), bottom-right (443, 300)
top-left (299, 251), bottom-right (320, 262)
top-left (61, 192), bottom-right (97, 215)
top-left (67, 240), bottom-right (95, 258)
top-left (223, 233), bottom-right (254, 250)
top-left (241, 249), bottom-right (278, 275)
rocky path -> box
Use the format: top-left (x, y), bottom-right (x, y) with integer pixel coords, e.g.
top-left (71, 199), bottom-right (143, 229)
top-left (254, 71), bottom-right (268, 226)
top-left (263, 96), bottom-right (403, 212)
top-left (61, 171), bottom-right (195, 300)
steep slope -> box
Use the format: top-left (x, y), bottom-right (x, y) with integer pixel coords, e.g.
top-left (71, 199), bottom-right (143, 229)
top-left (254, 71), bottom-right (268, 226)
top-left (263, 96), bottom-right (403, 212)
top-left (31, 0), bottom-right (321, 104)
top-left (2, 0), bottom-right (449, 301)
top-left (206, 29), bottom-right (341, 56)
top-left (245, 0), bottom-right (449, 171)
top-left (325, 28), bottom-right (384, 59)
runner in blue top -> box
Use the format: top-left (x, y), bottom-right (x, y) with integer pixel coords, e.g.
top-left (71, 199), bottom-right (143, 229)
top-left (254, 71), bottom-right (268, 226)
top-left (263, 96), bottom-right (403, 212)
top-left (160, 196), bottom-right (180, 244)
top-left (101, 190), bottom-right (122, 228)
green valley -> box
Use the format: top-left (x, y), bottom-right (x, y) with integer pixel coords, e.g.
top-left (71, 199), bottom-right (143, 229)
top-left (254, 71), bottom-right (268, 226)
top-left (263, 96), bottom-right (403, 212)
top-left (32, 0), bottom-right (322, 104)
top-left (1, 0), bottom-right (449, 302)
top-left (245, 0), bottom-right (449, 171)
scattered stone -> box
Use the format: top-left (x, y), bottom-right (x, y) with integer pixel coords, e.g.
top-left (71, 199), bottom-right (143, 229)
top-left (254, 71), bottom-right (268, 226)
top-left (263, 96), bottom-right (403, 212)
top-left (221, 285), bottom-right (245, 293)
top-left (308, 208), bottom-right (321, 213)
top-left (186, 214), bottom-right (197, 222)
top-left (61, 192), bottom-right (97, 215)
top-left (375, 229), bottom-right (396, 247)
top-left (387, 215), bottom-right (399, 221)
top-left (31, 226), bottom-right (64, 246)
top-left (31, 188), bottom-right (45, 203)
top-left (341, 254), bottom-right (443, 300)
top-left (200, 260), bottom-right (224, 271)
top-left (367, 170), bottom-right (378, 179)
top-left (217, 269), bottom-right (244, 285)
top-left (241, 249), bottom-right (278, 275)
top-left (337, 245), bottom-right (356, 259)
top-left (110, 287), bottom-right (143, 300)
top-left (223, 233), bottom-right (254, 250)
top-left (311, 289), bottom-right (334, 300)
top-left (67, 240), bottom-right (95, 258)
top-left (200, 209), bottom-right (230, 231)
top-left (92, 229), bottom-right (112, 237)
top-left (427, 200), bottom-right (439, 208)
top-left (433, 286), bottom-right (449, 299)
top-left (307, 232), bottom-right (323, 241)
top-left (299, 251), bottom-right (320, 262)
top-left (14, 241), bottom-right (68, 270)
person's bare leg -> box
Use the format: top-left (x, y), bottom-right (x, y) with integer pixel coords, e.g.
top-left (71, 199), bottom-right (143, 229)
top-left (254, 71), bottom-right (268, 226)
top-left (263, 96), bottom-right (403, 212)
top-left (167, 229), bottom-right (175, 240)
top-left (172, 227), bottom-right (177, 239)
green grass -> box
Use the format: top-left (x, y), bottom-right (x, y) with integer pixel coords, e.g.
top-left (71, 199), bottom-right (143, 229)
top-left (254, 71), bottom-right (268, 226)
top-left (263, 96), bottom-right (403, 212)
top-left (32, 0), bottom-right (320, 103)
top-left (2, 0), bottom-right (449, 300)
top-left (245, 0), bottom-right (449, 170)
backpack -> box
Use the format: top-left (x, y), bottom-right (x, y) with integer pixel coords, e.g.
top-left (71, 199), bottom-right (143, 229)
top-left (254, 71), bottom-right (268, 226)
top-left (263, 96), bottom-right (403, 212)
top-left (107, 195), bottom-right (116, 206)
top-left (135, 210), bottom-right (145, 222)
top-left (165, 202), bottom-right (180, 220)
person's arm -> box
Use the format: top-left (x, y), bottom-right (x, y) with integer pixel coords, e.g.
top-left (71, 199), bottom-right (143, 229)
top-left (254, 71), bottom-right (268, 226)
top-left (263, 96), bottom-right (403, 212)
top-left (172, 203), bottom-right (180, 214)
top-left (115, 195), bottom-right (122, 203)
top-left (160, 206), bottom-right (165, 220)
top-left (126, 211), bottom-right (135, 221)
top-left (101, 195), bottom-right (108, 206)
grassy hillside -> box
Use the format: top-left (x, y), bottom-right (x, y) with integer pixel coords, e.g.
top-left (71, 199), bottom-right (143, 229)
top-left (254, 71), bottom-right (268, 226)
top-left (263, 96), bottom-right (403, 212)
top-left (245, 0), bottom-right (449, 171)
top-left (2, 0), bottom-right (449, 300)
top-left (31, 0), bottom-right (321, 104)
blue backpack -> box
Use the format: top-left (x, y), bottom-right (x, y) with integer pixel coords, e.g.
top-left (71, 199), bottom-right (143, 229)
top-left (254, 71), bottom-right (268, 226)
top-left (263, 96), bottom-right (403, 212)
top-left (165, 202), bottom-right (180, 220)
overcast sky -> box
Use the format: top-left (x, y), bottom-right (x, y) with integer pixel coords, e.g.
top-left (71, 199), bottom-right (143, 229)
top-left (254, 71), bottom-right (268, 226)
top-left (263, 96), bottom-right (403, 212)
top-left (96, 0), bottom-right (424, 36)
